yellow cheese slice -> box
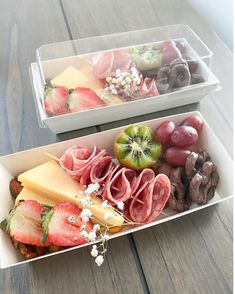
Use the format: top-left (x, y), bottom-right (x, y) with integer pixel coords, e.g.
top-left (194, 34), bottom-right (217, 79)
top-left (50, 66), bottom-right (103, 91)
top-left (15, 187), bottom-right (58, 207)
top-left (18, 160), bottom-right (124, 227)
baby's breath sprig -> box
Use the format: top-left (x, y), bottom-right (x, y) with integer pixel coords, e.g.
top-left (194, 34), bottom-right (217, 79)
top-left (100, 67), bottom-right (142, 101)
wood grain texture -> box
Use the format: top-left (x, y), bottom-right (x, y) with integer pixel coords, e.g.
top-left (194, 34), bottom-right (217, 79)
top-left (0, 0), bottom-right (233, 293)
top-left (0, 1), bottom-right (147, 294)
top-left (61, 0), bottom-right (233, 156)
top-left (61, 0), bottom-right (233, 293)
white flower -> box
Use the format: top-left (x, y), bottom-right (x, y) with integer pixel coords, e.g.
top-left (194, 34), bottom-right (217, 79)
top-left (106, 77), bottom-right (112, 83)
top-left (67, 215), bottom-right (77, 223)
top-left (109, 84), bottom-right (115, 90)
top-left (104, 212), bottom-right (111, 220)
top-left (88, 231), bottom-right (97, 242)
top-left (84, 183), bottom-right (100, 196)
top-left (112, 89), bottom-right (118, 95)
top-left (117, 201), bottom-right (124, 210)
top-left (131, 67), bottom-right (138, 73)
top-left (93, 224), bottom-right (101, 232)
top-left (101, 200), bottom-right (111, 208)
top-left (80, 230), bottom-right (88, 239)
top-left (91, 247), bottom-right (98, 257)
top-left (115, 69), bottom-right (121, 76)
top-left (95, 255), bottom-right (104, 266)
top-left (81, 208), bottom-right (92, 222)
top-left (125, 77), bottom-right (131, 84)
top-left (134, 77), bottom-right (141, 85)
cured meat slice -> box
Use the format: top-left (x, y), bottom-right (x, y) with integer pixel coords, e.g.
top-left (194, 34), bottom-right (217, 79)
top-left (138, 78), bottom-right (159, 98)
top-left (129, 172), bottom-right (170, 223)
top-left (145, 174), bottom-right (171, 223)
top-left (103, 167), bottom-right (136, 205)
top-left (92, 50), bottom-right (132, 79)
top-left (129, 181), bottom-right (152, 223)
top-left (59, 146), bottom-right (107, 182)
top-left (92, 51), bottom-right (114, 80)
top-left (131, 169), bottom-right (155, 195)
top-left (90, 155), bottom-right (113, 185)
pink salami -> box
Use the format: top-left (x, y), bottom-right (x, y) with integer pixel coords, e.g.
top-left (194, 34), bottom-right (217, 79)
top-left (90, 155), bottom-right (113, 185)
top-left (145, 174), bottom-right (171, 223)
top-left (92, 50), bottom-right (132, 79)
top-left (103, 167), bottom-right (136, 205)
top-left (59, 146), bottom-right (107, 183)
top-left (129, 172), bottom-right (170, 223)
top-left (138, 78), bottom-right (159, 98)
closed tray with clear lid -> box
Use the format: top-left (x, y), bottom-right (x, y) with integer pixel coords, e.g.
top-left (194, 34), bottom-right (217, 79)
top-left (29, 24), bottom-right (220, 134)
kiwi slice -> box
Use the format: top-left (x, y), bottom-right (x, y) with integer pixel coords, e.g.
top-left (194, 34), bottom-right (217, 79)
top-left (114, 125), bottom-right (162, 171)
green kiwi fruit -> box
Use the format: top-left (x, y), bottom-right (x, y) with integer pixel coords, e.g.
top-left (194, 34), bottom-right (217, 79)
top-left (114, 125), bottom-right (162, 171)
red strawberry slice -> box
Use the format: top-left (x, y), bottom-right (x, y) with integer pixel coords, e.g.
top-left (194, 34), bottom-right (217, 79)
top-left (43, 202), bottom-right (93, 246)
top-left (44, 87), bottom-right (68, 116)
top-left (6, 200), bottom-right (49, 247)
top-left (68, 87), bottom-right (105, 113)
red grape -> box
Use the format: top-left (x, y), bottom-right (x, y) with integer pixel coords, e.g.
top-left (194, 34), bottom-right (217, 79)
top-left (155, 120), bottom-right (176, 144)
top-left (164, 147), bottom-right (191, 166)
top-left (180, 115), bottom-right (203, 133)
top-left (170, 126), bottom-right (198, 147)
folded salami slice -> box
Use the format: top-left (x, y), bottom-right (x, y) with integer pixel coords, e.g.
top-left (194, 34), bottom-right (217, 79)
top-left (131, 169), bottom-right (155, 195)
top-left (92, 50), bottom-right (132, 79)
top-left (90, 155), bottom-right (113, 185)
top-left (138, 78), bottom-right (159, 98)
top-left (129, 173), bottom-right (170, 223)
top-left (103, 167), bottom-right (136, 205)
top-left (145, 174), bottom-right (171, 223)
top-left (129, 169), bottom-right (155, 223)
top-left (59, 146), bottom-right (107, 183)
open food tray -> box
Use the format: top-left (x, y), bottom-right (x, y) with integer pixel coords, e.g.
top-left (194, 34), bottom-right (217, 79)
top-left (29, 25), bottom-right (221, 134)
top-left (0, 111), bottom-right (232, 268)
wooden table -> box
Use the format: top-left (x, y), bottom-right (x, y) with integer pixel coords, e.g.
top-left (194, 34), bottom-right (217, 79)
top-left (0, 1), bottom-right (232, 293)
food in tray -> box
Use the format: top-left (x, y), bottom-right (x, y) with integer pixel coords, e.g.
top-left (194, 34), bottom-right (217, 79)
top-left (92, 50), bottom-right (132, 79)
top-left (114, 125), bottom-right (162, 170)
top-left (131, 45), bottom-right (162, 71)
top-left (50, 66), bottom-right (103, 91)
top-left (0, 115), bottom-right (219, 266)
top-left (67, 87), bottom-right (105, 112)
top-left (43, 38), bottom-right (205, 117)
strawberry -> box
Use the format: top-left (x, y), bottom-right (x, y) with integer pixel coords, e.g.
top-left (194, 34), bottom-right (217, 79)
top-left (67, 87), bottom-right (105, 113)
top-left (1, 200), bottom-right (49, 247)
top-left (44, 87), bottom-right (68, 116)
top-left (42, 202), bottom-right (93, 246)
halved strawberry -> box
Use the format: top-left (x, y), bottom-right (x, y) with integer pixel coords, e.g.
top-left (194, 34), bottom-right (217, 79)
top-left (67, 87), bottom-right (105, 113)
top-left (1, 200), bottom-right (49, 247)
top-left (42, 202), bottom-right (93, 246)
top-left (44, 87), bottom-right (68, 116)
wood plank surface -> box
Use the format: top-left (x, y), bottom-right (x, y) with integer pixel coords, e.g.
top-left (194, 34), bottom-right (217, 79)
top-left (0, 0), bottom-right (233, 293)
top-left (0, 1), bottom-right (145, 294)
top-left (61, 0), bottom-right (233, 293)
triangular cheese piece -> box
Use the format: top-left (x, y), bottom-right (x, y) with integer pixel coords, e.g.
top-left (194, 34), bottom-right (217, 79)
top-left (50, 66), bottom-right (103, 91)
top-left (18, 161), bottom-right (124, 226)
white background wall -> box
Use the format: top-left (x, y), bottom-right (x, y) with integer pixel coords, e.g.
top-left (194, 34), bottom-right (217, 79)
top-left (187, 0), bottom-right (233, 50)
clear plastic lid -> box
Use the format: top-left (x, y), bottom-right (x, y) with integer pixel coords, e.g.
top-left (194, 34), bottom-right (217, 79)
top-left (36, 24), bottom-right (213, 117)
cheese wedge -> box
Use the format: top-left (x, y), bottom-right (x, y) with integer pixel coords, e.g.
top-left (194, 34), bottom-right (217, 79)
top-left (50, 66), bottom-right (103, 91)
top-left (18, 160), bottom-right (124, 227)
top-left (15, 187), bottom-right (58, 207)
